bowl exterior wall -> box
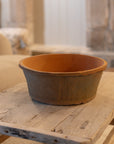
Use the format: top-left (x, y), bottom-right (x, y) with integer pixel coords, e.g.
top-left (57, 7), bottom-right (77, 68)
top-left (22, 69), bottom-right (103, 105)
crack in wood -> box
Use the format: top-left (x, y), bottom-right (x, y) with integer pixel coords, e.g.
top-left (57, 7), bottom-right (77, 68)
top-left (80, 120), bottom-right (89, 129)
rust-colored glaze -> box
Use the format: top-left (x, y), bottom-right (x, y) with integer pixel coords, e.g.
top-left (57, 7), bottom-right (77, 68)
top-left (19, 54), bottom-right (107, 105)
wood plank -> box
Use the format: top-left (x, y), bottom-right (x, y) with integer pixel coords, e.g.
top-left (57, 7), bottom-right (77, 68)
top-left (108, 135), bottom-right (114, 144)
top-left (2, 136), bottom-right (41, 144)
top-left (0, 122), bottom-right (88, 144)
top-left (2, 125), bottom-right (114, 144)
top-left (0, 135), bottom-right (9, 143)
top-left (0, 72), bottom-right (113, 144)
top-left (95, 125), bottom-right (114, 144)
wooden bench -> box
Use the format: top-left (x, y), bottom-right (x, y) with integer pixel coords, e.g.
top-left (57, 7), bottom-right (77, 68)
top-left (0, 72), bottom-right (114, 144)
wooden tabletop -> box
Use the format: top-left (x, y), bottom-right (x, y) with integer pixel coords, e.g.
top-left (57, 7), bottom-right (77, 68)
top-left (0, 72), bottom-right (113, 144)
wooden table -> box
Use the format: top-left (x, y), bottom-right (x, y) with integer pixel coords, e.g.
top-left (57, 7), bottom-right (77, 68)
top-left (0, 72), bottom-right (113, 144)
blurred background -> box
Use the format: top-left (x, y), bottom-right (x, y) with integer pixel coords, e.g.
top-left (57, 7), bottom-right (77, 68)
top-left (0, 0), bottom-right (114, 68)
top-left (0, 1), bottom-right (114, 143)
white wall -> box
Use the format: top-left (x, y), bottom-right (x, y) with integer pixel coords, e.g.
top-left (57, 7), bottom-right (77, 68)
top-left (44, 0), bottom-right (86, 46)
top-left (1, 0), bottom-right (86, 46)
top-left (1, 0), bottom-right (10, 27)
top-left (1, 0), bottom-right (27, 27)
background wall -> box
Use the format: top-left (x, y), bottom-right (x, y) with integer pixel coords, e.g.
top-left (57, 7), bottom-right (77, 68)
top-left (1, 0), bottom-right (86, 46)
top-left (1, 0), bottom-right (10, 27)
top-left (87, 0), bottom-right (114, 51)
top-left (1, 0), bottom-right (34, 44)
top-left (44, 0), bottom-right (86, 46)
top-left (34, 0), bottom-right (44, 44)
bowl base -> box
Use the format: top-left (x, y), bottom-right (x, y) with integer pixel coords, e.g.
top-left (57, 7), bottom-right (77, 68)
top-left (31, 95), bottom-right (96, 106)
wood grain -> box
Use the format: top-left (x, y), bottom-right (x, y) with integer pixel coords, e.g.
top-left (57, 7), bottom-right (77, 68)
top-left (2, 125), bottom-right (114, 144)
top-left (0, 135), bottom-right (9, 143)
top-left (108, 135), bottom-right (114, 144)
top-left (95, 125), bottom-right (114, 144)
top-left (0, 72), bottom-right (113, 144)
top-left (2, 136), bottom-right (41, 144)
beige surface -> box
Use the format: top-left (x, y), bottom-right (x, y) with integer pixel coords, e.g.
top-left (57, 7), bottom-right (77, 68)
top-left (109, 135), bottom-right (114, 144)
top-left (0, 55), bottom-right (28, 91)
top-left (0, 28), bottom-right (30, 55)
top-left (95, 125), bottom-right (114, 144)
top-left (2, 137), bottom-right (41, 144)
top-left (0, 34), bottom-right (12, 55)
top-left (0, 72), bottom-right (113, 144)
top-left (34, 0), bottom-right (44, 44)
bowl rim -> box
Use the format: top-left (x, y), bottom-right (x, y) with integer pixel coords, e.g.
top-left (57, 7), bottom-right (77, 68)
top-left (19, 54), bottom-right (107, 76)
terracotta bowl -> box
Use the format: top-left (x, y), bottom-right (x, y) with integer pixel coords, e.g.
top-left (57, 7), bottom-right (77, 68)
top-left (19, 54), bottom-right (107, 105)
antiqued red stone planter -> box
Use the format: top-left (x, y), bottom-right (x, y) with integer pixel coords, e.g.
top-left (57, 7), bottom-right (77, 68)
top-left (19, 54), bottom-right (107, 105)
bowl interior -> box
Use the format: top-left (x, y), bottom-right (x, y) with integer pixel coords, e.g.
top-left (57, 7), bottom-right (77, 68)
top-left (21, 54), bottom-right (105, 73)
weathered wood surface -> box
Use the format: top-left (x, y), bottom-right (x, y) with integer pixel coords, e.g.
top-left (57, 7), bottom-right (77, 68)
top-left (0, 72), bottom-right (113, 144)
top-left (2, 125), bottom-right (114, 144)
top-left (108, 135), bottom-right (114, 144)
top-left (2, 136), bottom-right (41, 144)
top-left (2, 126), bottom-right (114, 144)
top-left (95, 125), bottom-right (114, 144)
